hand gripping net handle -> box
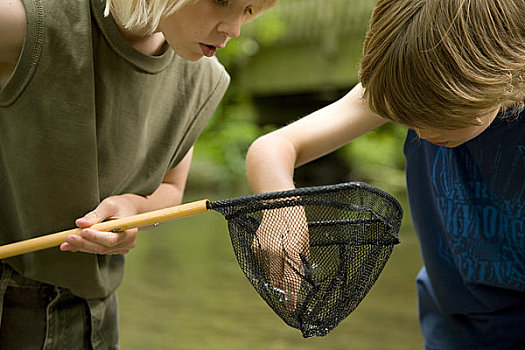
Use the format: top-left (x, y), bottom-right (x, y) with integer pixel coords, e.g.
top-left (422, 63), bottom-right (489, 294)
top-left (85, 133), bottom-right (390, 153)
top-left (0, 200), bottom-right (211, 259)
top-left (208, 182), bottom-right (403, 338)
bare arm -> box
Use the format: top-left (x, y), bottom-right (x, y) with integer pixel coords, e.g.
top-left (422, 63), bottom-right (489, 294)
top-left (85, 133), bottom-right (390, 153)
top-left (61, 148), bottom-right (194, 254)
top-left (246, 83), bottom-right (387, 193)
top-left (245, 84), bottom-right (387, 309)
top-left (0, 0), bottom-right (25, 86)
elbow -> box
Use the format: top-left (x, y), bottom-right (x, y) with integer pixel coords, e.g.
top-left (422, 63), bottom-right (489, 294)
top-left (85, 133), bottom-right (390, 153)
top-left (245, 133), bottom-right (298, 193)
top-left (246, 133), bottom-right (297, 168)
top-left (246, 134), bottom-right (275, 169)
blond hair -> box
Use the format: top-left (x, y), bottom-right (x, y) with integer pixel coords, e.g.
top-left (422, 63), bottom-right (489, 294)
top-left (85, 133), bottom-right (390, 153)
top-left (105, 0), bottom-right (279, 34)
top-left (104, 0), bottom-right (197, 33)
top-left (359, 0), bottom-right (525, 130)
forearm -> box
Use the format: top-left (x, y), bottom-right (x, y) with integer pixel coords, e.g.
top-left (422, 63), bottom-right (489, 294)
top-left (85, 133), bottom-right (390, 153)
top-left (91, 147), bottom-right (193, 221)
top-left (117, 182), bottom-right (186, 215)
top-left (63, 148), bottom-right (194, 253)
top-left (125, 147), bottom-right (193, 214)
top-left (246, 84), bottom-right (386, 195)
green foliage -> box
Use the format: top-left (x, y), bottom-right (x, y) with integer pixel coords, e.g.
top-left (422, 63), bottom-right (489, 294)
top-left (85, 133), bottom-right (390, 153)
top-left (188, 2), bottom-right (408, 195)
top-left (216, 11), bottom-right (287, 68)
top-left (189, 98), bottom-right (262, 193)
top-left (245, 11), bottom-right (288, 44)
top-left (188, 12), bottom-right (288, 193)
top-left (342, 123), bottom-right (407, 196)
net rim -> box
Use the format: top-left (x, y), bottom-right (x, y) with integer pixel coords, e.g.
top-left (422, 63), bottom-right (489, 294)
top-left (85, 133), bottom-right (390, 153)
top-left (208, 181), bottom-right (403, 216)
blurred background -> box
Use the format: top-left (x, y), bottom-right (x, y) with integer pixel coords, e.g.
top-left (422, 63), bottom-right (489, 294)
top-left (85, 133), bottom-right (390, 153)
top-left (118, 1), bottom-right (424, 348)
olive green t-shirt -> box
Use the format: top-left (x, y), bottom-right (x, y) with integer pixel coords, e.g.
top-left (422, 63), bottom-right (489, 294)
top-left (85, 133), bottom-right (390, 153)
top-left (0, 0), bottom-right (230, 299)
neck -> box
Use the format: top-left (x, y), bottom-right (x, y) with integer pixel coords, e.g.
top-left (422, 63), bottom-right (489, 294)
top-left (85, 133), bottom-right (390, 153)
top-left (115, 22), bottom-right (167, 56)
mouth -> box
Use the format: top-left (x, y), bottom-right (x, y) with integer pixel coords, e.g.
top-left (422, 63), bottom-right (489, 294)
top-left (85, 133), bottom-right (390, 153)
top-left (199, 44), bottom-right (216, 57)
top-left (199, 43), bottom-right (226, 57)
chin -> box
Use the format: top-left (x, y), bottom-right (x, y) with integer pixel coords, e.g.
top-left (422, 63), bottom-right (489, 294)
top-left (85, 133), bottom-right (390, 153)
top-left (172, 49), bottom-right (203, 62)
top-left (183, 54), bottom-right (204, 62)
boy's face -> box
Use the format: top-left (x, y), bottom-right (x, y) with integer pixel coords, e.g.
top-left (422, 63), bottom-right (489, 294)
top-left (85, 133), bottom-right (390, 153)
top-left (414, 107), bottom-right (500, 148)
top-left (158, 0), bottom-right (274, 61)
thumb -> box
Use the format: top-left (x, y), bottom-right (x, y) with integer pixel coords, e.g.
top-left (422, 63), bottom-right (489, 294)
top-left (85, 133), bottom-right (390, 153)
top-left (76, 199), bottom-right (120, 228)
top-left (75, 209), bottom-right (103, 228)
top-left (75, 196), bottom-right (135, 228)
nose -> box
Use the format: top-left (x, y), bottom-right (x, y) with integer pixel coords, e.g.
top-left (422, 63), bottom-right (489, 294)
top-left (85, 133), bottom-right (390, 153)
top-left (217, 14), bottom-right (243, 39)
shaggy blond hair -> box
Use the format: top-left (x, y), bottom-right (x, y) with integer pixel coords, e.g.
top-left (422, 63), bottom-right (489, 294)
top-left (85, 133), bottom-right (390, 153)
top-left (104, 0), bottom-right (195, 32)
top-left (359, 0), bottom-right (525, 130)
top-left (105, 0), bottom-right (279, 34)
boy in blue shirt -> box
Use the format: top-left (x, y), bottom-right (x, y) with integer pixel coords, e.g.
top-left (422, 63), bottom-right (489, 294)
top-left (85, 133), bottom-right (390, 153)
top-left (246, 0), bottom-right (525, 348)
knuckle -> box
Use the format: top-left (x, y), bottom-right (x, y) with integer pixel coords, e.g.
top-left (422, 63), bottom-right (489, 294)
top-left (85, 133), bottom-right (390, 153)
top-left (106, 235), bottom-right (120, 247)
top-left (86, 211), bottom-right (98, 219)
top-left (101, 197), bottom-right (119, 213)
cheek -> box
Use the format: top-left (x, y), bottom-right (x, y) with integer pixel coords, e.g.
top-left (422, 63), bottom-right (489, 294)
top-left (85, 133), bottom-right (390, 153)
top-left (159, 15), bottom-right (188, 41)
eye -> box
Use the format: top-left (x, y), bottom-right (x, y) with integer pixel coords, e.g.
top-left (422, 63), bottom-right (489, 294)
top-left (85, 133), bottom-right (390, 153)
top-left (246, 6), bottom-right (254, 15)
top-left (215, 0), bottom-right (228, 6)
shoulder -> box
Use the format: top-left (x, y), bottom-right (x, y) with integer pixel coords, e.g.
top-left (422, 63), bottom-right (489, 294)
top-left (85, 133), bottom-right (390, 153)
top-left (0, 0), bottom-right (26, 65)
top-left (199, 57), bottom-right (230, 101)
top-left (190, 56), bottom-right (230, 85)
top-left (175, 56), bottom-right (230, 98)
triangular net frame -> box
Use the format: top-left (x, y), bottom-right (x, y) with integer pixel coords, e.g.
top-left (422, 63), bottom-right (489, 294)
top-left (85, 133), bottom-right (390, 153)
top-left (209, 182), bottom-right (402, 338)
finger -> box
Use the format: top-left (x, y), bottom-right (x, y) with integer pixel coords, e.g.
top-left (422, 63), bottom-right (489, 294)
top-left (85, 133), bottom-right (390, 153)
top-left (283, 260), bottom-right (303, 312)
top-left (60, 241), bottom-right (131, 255)
top-left (257, 243), bottom-right (287, 301)
top-left (83, 228), bottom-right (126, 246)
top-left (281, 216), bottom-right (308, 312)
top-left (61, 229), bottom-right (137, 254)
top-left (253, 210), bottom-right (295, 308)
top-left (76, 210), bottom-right (103, 228)
top-left (75, 199), bottom-right (119, 228)
top-left (252, 229), bottom-right (284, 283)
top-left (282, 256), bottom-right (307, 311)
top-left (60, 235), bottom-right (133, 254)
top-left (60, 234), bottom-right (108, 254)
top-left (265, 251), bottom-right (285, 286)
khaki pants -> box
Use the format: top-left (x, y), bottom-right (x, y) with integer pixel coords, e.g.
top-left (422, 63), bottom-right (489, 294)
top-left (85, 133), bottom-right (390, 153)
top-left (0, 264), bottom-right (119, 349)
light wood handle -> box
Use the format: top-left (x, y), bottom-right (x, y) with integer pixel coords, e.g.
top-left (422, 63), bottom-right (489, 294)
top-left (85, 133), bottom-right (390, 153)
top-left (0, 199), bottom-right (210, 259)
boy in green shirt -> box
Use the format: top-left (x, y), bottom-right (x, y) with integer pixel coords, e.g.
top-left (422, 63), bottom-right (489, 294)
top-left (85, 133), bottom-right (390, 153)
top-left (0, 0), bottom-right (277, 348)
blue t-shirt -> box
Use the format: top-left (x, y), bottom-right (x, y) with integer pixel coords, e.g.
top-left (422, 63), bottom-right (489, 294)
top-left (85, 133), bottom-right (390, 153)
top-left (404, 108), bottom-right (525, 314)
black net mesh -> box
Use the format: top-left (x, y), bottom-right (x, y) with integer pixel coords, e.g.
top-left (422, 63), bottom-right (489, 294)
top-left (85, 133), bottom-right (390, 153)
top-left (209, 182), bottom-right (402, 338)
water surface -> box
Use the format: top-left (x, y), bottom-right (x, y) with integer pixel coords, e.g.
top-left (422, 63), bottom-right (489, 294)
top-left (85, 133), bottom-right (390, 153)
top-left (118, 195), bottom-right (423, 349)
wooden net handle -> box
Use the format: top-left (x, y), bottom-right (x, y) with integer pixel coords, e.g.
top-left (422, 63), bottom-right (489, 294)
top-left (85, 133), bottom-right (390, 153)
top-left (0, 199), bottom-right (210, 259)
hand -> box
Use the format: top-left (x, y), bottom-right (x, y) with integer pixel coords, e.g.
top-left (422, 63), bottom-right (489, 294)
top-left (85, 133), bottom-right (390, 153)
top-left (252, 205), bottom-right (310, 312)
top-left (60, 195), bottom-right (140, 255)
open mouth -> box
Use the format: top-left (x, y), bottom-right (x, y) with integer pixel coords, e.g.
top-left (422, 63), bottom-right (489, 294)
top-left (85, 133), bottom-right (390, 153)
top-left (200, 44), bottom-right (217, 57)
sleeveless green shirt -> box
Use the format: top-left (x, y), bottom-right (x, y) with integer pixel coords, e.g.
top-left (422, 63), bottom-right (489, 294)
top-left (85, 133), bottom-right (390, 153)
top-left (0, 0), bottom-right (230, 298)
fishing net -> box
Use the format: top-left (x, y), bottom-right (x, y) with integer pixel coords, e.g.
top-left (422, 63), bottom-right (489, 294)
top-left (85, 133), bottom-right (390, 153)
top-left (208, 182), bottom-right (402, 338)
top-left (0, 181), bottom-right (402, 338)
